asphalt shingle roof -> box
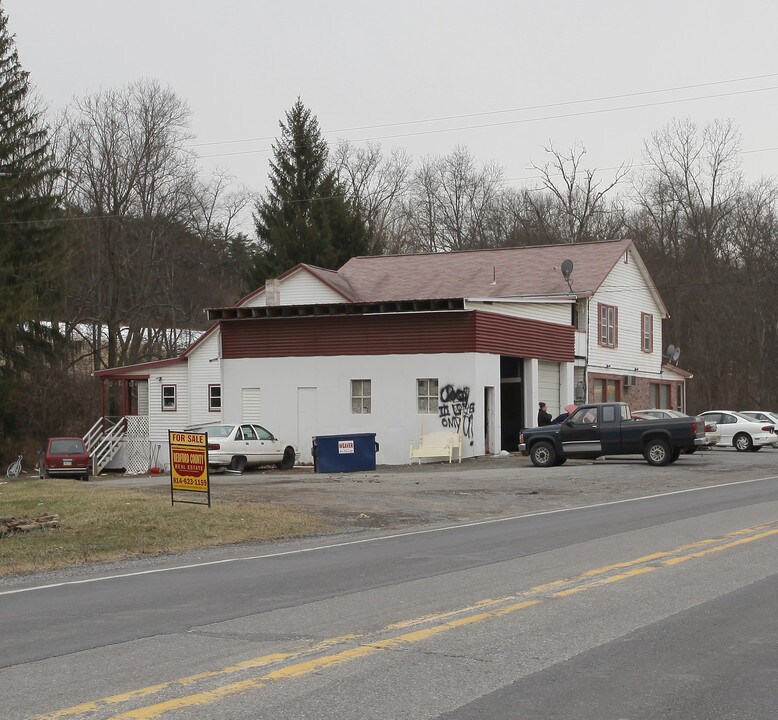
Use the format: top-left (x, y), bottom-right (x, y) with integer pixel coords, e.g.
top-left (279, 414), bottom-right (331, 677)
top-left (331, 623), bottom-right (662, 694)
top-left (337, 239), bottom-right (634, 302)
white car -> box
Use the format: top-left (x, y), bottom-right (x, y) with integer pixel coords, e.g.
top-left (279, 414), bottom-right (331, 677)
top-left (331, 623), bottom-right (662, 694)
top-left (739, 411), bottom-right (778, 447)
top-left (188, 423), bottom-right (297, 472)
top-left (697, 411), bottom-right (775, 452)
top-left (633, 408), bottom-right (721, 447)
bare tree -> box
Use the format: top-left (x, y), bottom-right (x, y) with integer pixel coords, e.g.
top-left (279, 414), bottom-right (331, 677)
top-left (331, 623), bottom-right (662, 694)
top-left (630, 118), bottom-right (778, 411)
top-left (405, 146), bottom-right (504, 252)
top-left (57, 79), bottom-right (200, 371)
top-left (528, 142), bottom-right (629, 243)
top-left (331, 140), bottom-right (412, 254)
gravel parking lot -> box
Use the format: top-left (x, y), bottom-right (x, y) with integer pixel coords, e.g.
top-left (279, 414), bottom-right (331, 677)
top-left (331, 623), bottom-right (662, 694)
top-left (100, 446), bottom-right (778, 532)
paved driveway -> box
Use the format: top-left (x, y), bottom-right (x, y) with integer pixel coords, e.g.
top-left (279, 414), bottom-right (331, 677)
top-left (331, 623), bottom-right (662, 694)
top-left (96, 447), bottom-right (778, 531)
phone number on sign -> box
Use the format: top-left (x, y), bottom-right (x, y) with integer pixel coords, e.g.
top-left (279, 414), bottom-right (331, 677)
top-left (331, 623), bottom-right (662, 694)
top-left (172, 475), bottom-right (208, 491)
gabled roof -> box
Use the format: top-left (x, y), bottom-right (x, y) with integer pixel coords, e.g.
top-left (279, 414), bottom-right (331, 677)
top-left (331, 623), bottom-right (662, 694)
top-left (237, 263), bottom-right (356, 306)
top-left (339, 239), bottom-right (633, 302)
top-left (338, 238), bottom-right (668, 318)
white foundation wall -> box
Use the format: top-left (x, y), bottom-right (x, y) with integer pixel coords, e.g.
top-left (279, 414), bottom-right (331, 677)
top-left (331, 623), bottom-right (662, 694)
top-left (221, 352), bottom-right (501, 466)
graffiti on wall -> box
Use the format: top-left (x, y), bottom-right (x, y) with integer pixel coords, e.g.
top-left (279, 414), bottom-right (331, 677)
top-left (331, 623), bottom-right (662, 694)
top-left (438, 384), bottom-right (475, 438)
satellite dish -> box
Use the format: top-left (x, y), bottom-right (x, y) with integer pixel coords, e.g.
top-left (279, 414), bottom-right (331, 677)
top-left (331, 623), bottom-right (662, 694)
top-left (666, 344), bottom-right (676, 360)
top-left (672, 346), bottom-right (681, 363)
top-left (560, 259), bottom-right (574, 280)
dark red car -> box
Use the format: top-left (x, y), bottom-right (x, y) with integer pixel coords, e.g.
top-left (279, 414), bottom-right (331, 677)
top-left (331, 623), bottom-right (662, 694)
top-left (40, 437), bottom-right (91, 480)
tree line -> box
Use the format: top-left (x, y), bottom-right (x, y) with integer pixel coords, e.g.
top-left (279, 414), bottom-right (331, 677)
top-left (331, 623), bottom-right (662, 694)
top-left (0, 1), bottom-right (775, 461)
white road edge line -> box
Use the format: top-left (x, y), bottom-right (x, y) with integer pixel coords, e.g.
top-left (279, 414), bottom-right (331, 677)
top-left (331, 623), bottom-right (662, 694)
top-left (2, 474), bottom-right (777, 597)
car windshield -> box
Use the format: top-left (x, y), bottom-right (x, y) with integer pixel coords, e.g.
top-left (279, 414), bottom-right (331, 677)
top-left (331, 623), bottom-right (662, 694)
top-left (190, 425), bottom-right (234, 438)
top-left (50, 439), bottom-right (85, 454)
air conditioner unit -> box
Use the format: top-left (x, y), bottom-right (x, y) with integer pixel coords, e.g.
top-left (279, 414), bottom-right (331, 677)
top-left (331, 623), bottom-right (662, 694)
top-left (623, 375), bottom-right (637, 387)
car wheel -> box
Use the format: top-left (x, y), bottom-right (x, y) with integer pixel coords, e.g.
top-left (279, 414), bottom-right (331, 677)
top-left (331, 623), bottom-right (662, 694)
top-left (228, 456), bottom-right (247, 472)
top-left (643, 438), bottom-right (671, 466)
top-left (668, 448), bottom-right (682, 464)
top-left (733, 433), bottom-right (753, 452)
top-left (530, 441), bottom-right (557, 468)
top-left (275, 446), bottom-right (296, 470)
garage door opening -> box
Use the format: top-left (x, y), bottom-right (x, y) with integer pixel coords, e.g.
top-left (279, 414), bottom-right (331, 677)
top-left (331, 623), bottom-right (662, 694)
top-left (500, 356), bottom-right (522, 451)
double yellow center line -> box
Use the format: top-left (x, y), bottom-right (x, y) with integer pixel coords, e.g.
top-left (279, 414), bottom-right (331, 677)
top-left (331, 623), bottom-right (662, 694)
top-left (28, 521), bottom-right (778, 720)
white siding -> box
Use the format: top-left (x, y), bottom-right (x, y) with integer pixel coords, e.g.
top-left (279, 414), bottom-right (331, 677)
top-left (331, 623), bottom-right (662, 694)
top-left (242, 270), bottom-right (346, 308)
top-left (147, 363), bottom-right (189, 463)
top-left (222, 353), bottom-right (501, 465)
top-left (466, 300), bottom-right (571, 325)
top-left (187, 331), bottom-right (222, 426)
top-left (587, 248), bottom-right (665, 379)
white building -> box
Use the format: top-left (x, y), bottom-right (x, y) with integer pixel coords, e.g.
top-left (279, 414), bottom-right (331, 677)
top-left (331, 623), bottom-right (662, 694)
top-left (93, 239), bottom-right (688, 471)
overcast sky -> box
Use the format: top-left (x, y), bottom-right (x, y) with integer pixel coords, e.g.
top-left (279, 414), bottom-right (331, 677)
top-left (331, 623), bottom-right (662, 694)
top-left (6, 0), bottom-right (778, 223)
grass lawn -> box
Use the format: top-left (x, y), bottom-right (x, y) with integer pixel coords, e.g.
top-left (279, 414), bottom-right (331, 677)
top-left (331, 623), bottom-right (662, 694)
top-left (0, 479), bottom-right (331, 576)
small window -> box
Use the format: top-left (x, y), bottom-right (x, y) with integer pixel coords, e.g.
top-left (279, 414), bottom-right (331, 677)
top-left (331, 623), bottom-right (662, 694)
top-left (161, 385), bottom-right (176, 411)
top-left (351, 379), bottom-right (371, 414)
top-left (602, 405), bottom-right (616, 423)
top-left (641, 313), bottom-right (653, 353)
top-left (598, 303), bottom-right (617, 348)
top-left (208, 385), bottom-right (221, 411)
top-left (417, 378), bottom-right (439, 414)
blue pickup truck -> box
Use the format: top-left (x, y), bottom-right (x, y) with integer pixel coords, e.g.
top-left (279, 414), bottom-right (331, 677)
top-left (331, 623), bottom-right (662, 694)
top-left (518, 402), bottom-right (707, 467)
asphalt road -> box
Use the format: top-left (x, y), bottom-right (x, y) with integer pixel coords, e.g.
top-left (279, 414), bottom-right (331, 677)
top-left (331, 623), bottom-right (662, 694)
top-left (1, 452), bottom-right (778, 719)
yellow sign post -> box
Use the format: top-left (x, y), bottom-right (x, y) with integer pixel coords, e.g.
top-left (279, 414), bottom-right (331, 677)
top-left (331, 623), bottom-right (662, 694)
top-left (168, 431), bottom-right (211, 507)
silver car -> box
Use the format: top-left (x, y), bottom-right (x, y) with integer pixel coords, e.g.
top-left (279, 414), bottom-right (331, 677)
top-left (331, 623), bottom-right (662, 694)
top-left (188, 423), bottom-right (297, 472)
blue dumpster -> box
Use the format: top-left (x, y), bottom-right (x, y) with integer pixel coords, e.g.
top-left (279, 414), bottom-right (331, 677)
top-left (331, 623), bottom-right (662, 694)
top-left (312, 433), bottom-right (379, 473)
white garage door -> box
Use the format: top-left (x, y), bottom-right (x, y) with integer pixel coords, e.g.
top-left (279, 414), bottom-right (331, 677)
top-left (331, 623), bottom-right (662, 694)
top-left (538, 361), bottom-right (561, 418)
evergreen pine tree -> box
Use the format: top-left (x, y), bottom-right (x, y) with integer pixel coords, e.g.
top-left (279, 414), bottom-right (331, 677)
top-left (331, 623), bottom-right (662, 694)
top-left (250, 99), bottom-right (367, 284)
top-left (0, 3), bottom-right (61, 436)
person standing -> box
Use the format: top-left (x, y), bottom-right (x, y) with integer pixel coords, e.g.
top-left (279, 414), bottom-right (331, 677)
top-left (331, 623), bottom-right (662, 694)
top-left (537, 402), bottom-right (552, 426)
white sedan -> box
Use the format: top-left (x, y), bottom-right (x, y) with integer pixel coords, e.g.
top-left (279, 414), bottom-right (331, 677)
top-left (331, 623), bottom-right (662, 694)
top-left (188, 423), bottom-right (298, 472)
top-left (633, 408), bottom-right (720, 446)
top-left (697, 411), bottom-right (775, 452)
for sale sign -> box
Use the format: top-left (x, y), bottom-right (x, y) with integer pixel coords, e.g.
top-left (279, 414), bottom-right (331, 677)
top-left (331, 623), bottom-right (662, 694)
top-left (169, 431), bottom-right (211, 507)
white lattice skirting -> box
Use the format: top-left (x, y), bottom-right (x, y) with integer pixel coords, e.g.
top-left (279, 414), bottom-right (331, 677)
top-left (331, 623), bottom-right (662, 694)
top-left (125, 416), bottom-right (150, 474)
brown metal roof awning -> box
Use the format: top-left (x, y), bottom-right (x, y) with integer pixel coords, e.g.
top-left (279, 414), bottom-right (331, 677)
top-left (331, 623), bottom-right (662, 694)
top-left (206, 298), bottom-right (467, 321)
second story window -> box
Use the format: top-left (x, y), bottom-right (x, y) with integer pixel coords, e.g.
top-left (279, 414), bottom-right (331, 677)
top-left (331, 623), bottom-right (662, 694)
top-left (641, 312), bottom-right (653, 353)
top-left (598, 303), bottom-right (617, 348)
